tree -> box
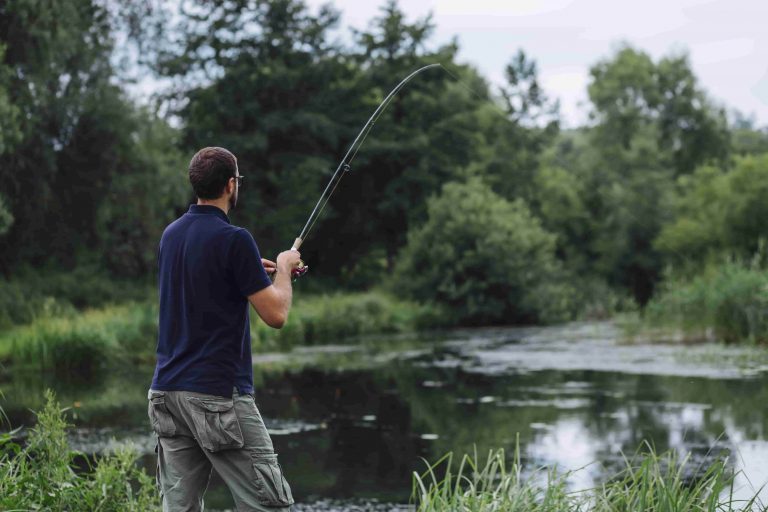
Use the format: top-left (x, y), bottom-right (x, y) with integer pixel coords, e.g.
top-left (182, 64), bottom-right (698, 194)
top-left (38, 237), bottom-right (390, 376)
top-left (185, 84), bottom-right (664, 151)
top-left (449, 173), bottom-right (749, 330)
top-left (572, 45), bottom-right (732, 303)
top-left (302, 0), bottom-right (500, 284)
top-left (395, 179), bottom-right (571, 325)
top-left (657, 153), bottom-right (768, 263)
top-left (0, 0), bottom-right (187, 276)
top-left (588, 45), bottom-right (729, 175)
top-left (481, 49), bottom-right (560, 203)
top-left (155, 0), bottom-right (363, 266)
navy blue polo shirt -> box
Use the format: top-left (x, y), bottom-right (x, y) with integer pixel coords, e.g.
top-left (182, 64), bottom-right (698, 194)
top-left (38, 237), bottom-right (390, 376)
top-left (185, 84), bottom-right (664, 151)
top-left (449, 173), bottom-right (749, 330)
top-left (151, 204), bottom-right (272, 397)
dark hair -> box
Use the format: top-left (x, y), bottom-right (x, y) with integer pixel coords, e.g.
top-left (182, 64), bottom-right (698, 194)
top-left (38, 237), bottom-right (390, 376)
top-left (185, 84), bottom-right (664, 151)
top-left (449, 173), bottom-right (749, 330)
top-left (188, 147), bottom-right (238, 199)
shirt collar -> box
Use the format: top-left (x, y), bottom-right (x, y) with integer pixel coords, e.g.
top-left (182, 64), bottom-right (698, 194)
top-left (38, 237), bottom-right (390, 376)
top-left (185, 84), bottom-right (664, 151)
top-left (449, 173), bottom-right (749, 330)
top-left (188, 204), bottom-right (231, 224)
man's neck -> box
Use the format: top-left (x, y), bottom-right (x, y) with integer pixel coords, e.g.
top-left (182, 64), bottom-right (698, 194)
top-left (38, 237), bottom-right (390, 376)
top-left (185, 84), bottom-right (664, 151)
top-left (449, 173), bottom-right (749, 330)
top-left (197, 198), bottom-right (229, 215)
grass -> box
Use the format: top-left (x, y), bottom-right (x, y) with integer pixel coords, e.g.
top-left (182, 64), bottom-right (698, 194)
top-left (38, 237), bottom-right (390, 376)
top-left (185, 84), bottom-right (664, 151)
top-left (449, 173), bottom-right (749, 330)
top-left (0, 290), bottom-right (446, 370)
top-left (251, 290), bottom-right (447, 351)
top-left (643, 260), bottom-right (768, 344)
top-left (412, 442), bottom-right (764, 511)
top-left (2, 393), bottom-right (764, 511)
top-left (0, 302), bottom-right (158, 371)
top-left (0, 390), bottom-right (158, 511)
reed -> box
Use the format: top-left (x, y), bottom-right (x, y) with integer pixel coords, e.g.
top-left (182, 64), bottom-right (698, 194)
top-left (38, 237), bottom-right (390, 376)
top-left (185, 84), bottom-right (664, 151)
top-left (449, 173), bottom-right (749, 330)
top-left (0, 302), bottom-right (158, 371)
top-left (645, 260), bottom-right (768, 344)
top-left (412, 441), bottom-right (763, 511)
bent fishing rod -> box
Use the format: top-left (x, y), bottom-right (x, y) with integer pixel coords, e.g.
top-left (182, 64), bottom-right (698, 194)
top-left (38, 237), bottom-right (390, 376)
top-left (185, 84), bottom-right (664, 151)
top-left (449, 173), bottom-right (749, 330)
top-left (288, 63), bottom-right (442, 279)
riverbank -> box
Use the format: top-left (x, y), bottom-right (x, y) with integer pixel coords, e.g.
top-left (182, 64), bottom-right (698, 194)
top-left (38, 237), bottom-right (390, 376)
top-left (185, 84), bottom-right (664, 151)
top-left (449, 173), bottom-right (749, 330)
top-left (629, 260), bottom-right (768, 345)
top-left (3, 391), bottom-right (763, 511)
top-left (0, 290), bottom-right (446, 371)
top-left (3, 321), bottom-right (768, 508)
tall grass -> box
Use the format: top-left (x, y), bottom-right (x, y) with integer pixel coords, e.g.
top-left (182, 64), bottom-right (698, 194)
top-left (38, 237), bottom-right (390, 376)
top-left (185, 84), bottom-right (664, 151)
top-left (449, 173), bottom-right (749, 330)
top-left (645, 260), bottom-right (768, 344)
top-left (0, 302), bottom-right (158, 371)
top-left (251, 291), bottom-right (448, 350)
top-left (413, 444), bottom-right (576, 511)
top-left (1, 291), bottom-right (444, 369)
top-left (412, 443), bottom-right (763, 511)
top-left (0, 390), bottom-right (158, 511)
top-left (0, 269), bottom-right (153, 329)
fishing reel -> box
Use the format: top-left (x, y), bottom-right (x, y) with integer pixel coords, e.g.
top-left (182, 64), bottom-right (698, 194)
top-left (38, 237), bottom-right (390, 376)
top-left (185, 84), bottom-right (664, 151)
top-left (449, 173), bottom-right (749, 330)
top-left (292, 260), bottom-right (309, 280)
top-left (290, 239), bottom-right (309, 281)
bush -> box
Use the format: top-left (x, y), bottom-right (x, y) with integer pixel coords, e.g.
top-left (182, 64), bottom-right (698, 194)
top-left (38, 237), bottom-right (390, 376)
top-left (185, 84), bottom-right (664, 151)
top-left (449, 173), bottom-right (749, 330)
top-left (394, 179), bottom-right (575, 326)
top-left (0, 390), bottom-right (158, 510)
top-left (645, 259), bottom-right (768, 343)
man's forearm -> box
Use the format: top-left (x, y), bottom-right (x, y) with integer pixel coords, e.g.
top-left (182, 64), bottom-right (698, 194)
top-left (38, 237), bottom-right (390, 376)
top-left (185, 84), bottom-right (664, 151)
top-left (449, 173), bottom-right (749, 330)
top-left (272, 265), bottom-right (294, 320)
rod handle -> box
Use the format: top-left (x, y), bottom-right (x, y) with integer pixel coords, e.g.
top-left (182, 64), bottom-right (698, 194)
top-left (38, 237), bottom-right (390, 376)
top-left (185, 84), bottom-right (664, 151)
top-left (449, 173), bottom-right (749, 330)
top-left (291, 237), bottom-right (303, 251)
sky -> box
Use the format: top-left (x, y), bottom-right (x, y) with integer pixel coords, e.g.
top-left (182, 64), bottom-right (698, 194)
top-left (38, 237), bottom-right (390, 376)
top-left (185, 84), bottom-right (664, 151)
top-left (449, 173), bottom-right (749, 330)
top-left (303, 0), bottom-right (768, 128)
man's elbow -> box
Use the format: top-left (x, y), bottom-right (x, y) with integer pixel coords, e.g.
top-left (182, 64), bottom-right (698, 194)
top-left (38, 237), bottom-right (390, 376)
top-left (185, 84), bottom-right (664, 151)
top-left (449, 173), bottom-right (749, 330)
top-left (264, 312), bottom-right (287, 329)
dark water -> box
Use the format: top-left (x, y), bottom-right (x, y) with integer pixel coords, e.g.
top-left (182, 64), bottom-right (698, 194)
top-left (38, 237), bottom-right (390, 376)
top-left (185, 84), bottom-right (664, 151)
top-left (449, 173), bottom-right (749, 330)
top-left (3, 322), bottom-right (768, 510)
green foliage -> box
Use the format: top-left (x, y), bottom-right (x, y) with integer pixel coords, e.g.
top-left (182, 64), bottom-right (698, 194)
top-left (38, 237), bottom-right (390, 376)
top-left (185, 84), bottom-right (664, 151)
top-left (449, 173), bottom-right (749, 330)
top-left (0, 44), bottom-right (20, 156)
top-left (0, 268), bottom-right (152, 330)
top-left (657, 153), bottom-right (768, 263)
top-left (413, 446), bottom-right (574, 511)
top-left (252, 291), bottom-right (445, 350)
top-left (588, 45), bottom-right (729, 175)
top-left (0, 0), bottom-right (759, 331)
top-left (413, 444), bottom-right (758, 511)
top-left (733, 127), bottom-right (768, 156)
top-left (645, 259), bottom-right (768, 344)
top-left (0, 390), bottom-right (158, 510)
top-left (0, 302), bottom-right (158, 369)
top-left (0, 194), bottom-right (13, 236)
top-left (0, 0), bottom-right (187, 275)
top-left (395, 179), bottom-right (573, 325)
top-left (96, 111), bottom-right (188, 277)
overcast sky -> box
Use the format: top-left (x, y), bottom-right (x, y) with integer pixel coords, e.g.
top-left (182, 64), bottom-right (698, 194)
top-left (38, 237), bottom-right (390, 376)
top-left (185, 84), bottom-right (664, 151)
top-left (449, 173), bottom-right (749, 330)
top-left (304, 0), bottom-right (768, 128)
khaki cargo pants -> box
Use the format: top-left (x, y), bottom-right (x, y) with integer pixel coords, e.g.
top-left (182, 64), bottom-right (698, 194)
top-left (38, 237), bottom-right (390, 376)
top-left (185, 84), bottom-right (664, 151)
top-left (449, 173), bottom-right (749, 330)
top-left (147, 388), bottom-right (294, 511)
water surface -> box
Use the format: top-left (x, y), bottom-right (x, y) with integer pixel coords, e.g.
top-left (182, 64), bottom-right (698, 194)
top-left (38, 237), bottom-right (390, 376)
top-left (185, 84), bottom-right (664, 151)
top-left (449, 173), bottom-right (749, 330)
top-left (2, 322), bottom-right (768, 510)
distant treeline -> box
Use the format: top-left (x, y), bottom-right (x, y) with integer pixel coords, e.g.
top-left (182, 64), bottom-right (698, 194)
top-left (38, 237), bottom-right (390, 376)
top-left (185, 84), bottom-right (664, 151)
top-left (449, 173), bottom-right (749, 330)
top-left (1, 0), bottom-right (768, 326)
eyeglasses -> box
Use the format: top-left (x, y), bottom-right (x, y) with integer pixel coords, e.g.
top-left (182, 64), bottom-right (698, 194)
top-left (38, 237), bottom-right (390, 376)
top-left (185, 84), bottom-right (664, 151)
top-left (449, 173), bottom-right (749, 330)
top-left (234, 175), bottom-right (244, 187)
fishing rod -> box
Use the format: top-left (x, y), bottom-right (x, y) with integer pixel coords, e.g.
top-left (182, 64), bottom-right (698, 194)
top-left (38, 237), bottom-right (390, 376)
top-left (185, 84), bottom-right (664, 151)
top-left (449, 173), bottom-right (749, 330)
top-left (288, 63), bottom-right (442, 279)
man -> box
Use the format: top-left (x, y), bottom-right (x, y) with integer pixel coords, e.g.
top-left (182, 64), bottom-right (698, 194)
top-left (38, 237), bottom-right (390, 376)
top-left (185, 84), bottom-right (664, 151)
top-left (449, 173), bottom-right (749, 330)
top-left (148, 147), bottom-right (302, 511)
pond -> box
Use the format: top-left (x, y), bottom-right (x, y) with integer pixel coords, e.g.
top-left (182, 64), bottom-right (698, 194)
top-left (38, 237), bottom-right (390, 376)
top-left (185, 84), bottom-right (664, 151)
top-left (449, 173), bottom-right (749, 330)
top-left (2, 322), bottom-right (768, 510)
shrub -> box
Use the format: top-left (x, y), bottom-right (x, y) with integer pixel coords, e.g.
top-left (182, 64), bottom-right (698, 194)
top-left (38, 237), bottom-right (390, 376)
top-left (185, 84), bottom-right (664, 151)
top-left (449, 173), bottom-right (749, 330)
top-left (394, 179), bottom-right (575, 326)
top-left (0, 390), bottom-right (158, 510)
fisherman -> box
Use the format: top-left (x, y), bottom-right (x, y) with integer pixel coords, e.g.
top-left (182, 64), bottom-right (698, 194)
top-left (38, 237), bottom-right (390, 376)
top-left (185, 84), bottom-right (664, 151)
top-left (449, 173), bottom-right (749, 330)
top-left (147, 147), bottom-right (301, 511)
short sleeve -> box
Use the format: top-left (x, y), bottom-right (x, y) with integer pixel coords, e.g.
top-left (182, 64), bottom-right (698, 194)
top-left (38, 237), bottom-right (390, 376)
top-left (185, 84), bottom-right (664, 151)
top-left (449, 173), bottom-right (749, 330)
top-left (229, 229), bottom-right (272, 297)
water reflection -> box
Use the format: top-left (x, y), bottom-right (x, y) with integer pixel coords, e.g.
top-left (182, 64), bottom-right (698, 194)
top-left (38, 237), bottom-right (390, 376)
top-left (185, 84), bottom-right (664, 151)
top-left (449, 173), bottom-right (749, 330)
top-left (2, 322), bottom-right (768, 509)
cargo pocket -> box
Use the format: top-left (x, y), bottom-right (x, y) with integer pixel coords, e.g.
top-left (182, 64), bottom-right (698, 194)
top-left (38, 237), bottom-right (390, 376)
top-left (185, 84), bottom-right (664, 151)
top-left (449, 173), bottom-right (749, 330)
top-left (185, 396), bottom-right (244, 452)
top-left (251, 453), bottom-right (295, 507)
top-left (148, 391), bottom-right (176, 437)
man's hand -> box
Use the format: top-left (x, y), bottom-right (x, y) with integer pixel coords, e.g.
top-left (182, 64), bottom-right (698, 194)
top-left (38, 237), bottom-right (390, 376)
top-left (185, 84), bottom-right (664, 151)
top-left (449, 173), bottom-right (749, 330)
top-left (276, 250), bottom-right (302, 274)
top-left (248, 249), bottom-right (301, 329)
top-left (261, 258), bottom-right (277, 275)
